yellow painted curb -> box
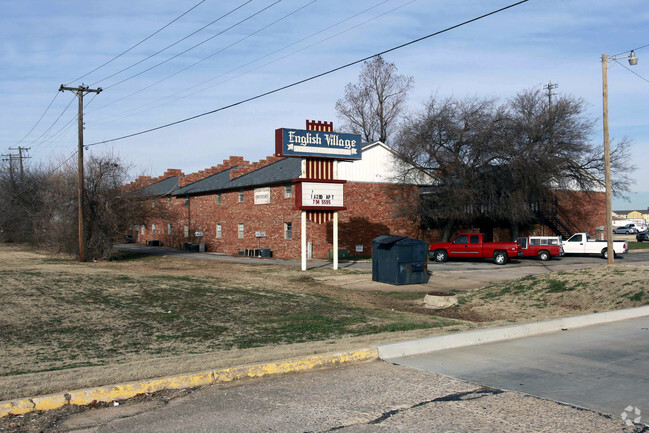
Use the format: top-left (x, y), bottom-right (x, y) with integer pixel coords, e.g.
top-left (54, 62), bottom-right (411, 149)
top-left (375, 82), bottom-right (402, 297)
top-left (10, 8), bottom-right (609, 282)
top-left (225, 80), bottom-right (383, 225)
top-left (0, 348), bottom-right (378, 418)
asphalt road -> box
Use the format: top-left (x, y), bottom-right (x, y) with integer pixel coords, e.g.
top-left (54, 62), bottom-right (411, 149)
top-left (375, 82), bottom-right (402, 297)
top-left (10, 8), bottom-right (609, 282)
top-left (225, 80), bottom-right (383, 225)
top-left (391, 316), bottom-right (649, 421)
top-left (61, 361), bottom-right (637, 433)
top-left (114, 242), bottom-right (649, 271)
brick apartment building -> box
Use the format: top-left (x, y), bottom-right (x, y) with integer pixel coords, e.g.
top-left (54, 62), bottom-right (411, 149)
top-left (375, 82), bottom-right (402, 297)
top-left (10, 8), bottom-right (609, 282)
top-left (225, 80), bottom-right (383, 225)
top-left (131, 141), bottom-right (424, 259)
top-left (130, 141), bottom-right (607, 259)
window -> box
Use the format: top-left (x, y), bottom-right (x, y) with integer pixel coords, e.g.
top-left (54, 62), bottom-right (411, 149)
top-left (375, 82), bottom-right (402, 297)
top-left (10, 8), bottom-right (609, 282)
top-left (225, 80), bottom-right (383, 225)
top-left (454, 235), bottom-right (468, 244)
top-left (238, 224), bottom-right (244, 239)
top-left (284, 222), bottom-right (292, 239)
top-left (152, 224), bottom-right (156, 235)
top-left (469, 235), bottom-right (480, 244)
top-left (184, 225), bottom-right (189, 238)
top-left (168, 223), bottom-right (172, 235)
top-left (569, 234), bottom-right (582, 242)
top-left (238, 190), bottom-right (244, 202)
top-left (216, 193), bottom-right (222, 205)
top-left (168, 197), bottom-right (172, 207)
top-left (284, 183), bottom-right (292, 198)
top-left (216, 224), bottom-right (222, 238)
top-left (184, 197), bottom-right (189, 206)
top-left (152, 201), bottom-right (156, 208)
top-left (141, 226), bottom-right (145, 235)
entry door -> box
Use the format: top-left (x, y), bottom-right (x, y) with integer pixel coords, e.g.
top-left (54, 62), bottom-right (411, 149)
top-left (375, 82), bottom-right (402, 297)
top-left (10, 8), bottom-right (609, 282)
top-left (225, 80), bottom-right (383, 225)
top-left (449, 234), bottom-right (481, 256)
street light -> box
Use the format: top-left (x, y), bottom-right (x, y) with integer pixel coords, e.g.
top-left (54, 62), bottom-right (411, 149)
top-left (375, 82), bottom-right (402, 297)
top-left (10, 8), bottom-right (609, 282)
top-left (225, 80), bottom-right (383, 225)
top-left (601, 50), bottom-right (637, 265)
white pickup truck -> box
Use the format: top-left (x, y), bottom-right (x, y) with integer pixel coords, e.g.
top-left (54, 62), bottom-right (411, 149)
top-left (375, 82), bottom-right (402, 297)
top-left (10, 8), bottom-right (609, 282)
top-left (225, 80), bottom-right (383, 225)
top-left (561, 233), bottom-right (628, 259)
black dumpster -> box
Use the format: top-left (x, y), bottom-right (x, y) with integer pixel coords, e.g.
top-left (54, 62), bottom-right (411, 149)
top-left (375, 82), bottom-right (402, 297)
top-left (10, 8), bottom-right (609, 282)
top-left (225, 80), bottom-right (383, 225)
top-left (372, 235), bottom-right (429, 285)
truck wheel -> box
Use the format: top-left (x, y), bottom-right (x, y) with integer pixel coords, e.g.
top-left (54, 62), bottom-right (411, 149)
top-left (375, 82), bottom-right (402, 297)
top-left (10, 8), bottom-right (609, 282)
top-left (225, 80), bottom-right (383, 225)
top-left (434, 249), bottom-right (448, 263)
top-left (493, 251), bottom-right (508, 265)
top-left (538, 250), bottom-right (551, 261)
top-left (601, 248), bottom-right (608, 259)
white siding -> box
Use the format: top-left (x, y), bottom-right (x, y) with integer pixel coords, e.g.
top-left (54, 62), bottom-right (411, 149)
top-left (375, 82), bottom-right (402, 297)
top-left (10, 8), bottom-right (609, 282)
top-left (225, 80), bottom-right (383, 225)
top-left (337, 142), bottom-right (432, 185)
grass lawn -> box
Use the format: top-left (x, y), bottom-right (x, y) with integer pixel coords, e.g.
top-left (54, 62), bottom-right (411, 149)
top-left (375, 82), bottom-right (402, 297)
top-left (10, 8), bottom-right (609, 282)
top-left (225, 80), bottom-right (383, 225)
top-left (0, 246), bottom-right (455, 384)
top-left (628, 241), bottom-right (649, 250)
top-left (1, 244), bottom-right (648, 402)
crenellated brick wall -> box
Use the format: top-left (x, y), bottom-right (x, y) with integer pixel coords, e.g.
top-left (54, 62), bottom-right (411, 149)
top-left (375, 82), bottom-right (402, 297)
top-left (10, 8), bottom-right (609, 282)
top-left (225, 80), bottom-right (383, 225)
top-left (124, 168), bottom-right (184, 191)
top-left (229, 155), bottom-right (284, 180)
top-left (179, 156), bottom-right (248, 187)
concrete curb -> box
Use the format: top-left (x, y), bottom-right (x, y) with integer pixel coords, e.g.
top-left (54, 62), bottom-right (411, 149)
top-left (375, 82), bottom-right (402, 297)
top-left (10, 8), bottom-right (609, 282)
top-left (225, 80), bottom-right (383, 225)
top-left (0, 348), bottom-right (378, 418)
top-left (378, 305), bottom-right (649, 360)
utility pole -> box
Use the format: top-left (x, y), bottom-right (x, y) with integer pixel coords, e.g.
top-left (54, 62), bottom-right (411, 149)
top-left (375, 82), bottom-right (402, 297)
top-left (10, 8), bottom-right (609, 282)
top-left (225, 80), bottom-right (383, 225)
top-left (59, 84), bottom-right (102, 262)
top-left (8, 146), bottom-right (30, 180)
top-left (543, 81), bottom-right (558, 107)
top-left (1, 153), bottom-right (16, 184)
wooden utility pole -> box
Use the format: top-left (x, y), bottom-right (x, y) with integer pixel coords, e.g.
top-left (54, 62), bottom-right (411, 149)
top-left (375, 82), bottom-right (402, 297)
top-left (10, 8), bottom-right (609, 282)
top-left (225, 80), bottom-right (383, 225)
top-left (543, 81), bottom-right (558, 107)
top-left (8, 146), bottom-right (30, 180)
top-left (601, 55), bottom-right (614, 265)
top-left (59, 84), bottom-right (102, 262)
top-left (1, 153), bottom-right (16, 184)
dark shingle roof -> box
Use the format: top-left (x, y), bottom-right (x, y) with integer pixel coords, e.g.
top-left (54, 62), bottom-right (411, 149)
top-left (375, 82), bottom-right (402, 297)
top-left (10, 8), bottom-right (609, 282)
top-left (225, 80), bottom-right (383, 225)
top-left (140, 176), bottom-right (180, 196)
top-left (173, 158), bottom-right (301, 196)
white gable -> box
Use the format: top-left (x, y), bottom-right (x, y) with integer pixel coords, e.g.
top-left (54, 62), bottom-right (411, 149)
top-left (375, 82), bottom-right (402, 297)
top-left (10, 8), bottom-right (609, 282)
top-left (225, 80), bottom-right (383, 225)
top-left (337, 141), bottom-right (431, 185)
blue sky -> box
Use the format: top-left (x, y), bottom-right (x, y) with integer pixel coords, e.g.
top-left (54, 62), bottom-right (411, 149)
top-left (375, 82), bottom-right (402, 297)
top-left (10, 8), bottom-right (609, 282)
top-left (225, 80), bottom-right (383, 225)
top-left (1, 0), bottom-right (648, 210)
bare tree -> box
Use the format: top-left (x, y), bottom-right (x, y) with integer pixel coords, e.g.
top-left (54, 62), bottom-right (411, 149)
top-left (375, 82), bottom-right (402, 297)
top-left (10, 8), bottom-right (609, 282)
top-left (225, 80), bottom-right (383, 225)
top-left (395, 88), bottom-right (634, 240)
top-left (336, 55), bottom-right (413, 143)
top-left (0, 153), bottom-right (166, 259)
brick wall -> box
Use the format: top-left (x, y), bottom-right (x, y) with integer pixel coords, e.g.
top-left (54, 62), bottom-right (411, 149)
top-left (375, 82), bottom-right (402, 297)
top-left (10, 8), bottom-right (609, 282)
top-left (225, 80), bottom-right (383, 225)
top-left (134, 169), bottom-right (605, 258)
top-left (137, 181), bottom-right (422, 259)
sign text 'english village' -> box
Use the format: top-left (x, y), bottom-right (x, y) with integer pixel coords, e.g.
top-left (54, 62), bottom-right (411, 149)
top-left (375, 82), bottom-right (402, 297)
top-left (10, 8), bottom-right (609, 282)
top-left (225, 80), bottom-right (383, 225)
top-left (275, 128), bottom-right (362, 160)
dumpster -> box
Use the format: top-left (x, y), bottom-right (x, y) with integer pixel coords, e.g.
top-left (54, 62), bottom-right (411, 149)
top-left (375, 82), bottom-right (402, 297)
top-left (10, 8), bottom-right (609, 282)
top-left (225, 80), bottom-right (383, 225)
top-left (372, 235), bottom-right (429, 285)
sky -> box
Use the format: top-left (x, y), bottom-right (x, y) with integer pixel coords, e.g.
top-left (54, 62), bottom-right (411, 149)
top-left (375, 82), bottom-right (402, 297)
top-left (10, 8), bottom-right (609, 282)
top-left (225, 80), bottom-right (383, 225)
top-left (1, 0), bottom-right (648, 210)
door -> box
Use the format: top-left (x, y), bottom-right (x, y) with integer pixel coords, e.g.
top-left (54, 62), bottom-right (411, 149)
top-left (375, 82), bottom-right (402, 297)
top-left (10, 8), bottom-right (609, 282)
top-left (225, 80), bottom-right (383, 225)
top-left (564, 234), bottom-right (585, 253)
top-left (449, 234), bottom-right (482, 257)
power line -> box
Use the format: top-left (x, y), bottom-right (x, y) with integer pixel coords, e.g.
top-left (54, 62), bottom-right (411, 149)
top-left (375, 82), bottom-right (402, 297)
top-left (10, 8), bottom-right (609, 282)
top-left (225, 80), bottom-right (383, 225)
top-left (89, 0), bottom-right (320, 113)
top-left (90, 0), bottom-right (255, 87)
top-left (613, 59), bottom-right (649, 85)
top-left (89, 0), bottom-right (404, 124)
top-left (31, 89), bottom-right (103, 154)
top-left (28, 95), bottom-right (76, 150)
top-left (86, 0), bottom-right (529, 147)
top-left (13, 91), bottom-right (60, 147)
top-left (67, 0), bottom-right (208, 84)
top-left (613, 43), bottom-right (649, 58)
top-left (47, 151), bottom-right (78, 176)
top-left (101, 0), bottom-right (282, 90)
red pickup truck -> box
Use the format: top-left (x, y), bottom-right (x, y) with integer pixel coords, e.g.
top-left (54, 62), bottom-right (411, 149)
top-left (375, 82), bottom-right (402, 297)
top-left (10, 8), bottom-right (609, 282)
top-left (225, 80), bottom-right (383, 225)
top-left (428, 233), bottom-right (522, 265)
top-left (516, 236), bottom-right (564, 261)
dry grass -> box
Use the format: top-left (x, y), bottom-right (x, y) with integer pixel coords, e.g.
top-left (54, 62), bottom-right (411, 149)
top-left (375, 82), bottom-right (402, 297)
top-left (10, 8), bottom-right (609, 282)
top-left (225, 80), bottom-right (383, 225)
top-left (0, 244), bottom-right (458, 400)
top-left (458, 265), bottom-right (649, 321)
top-left (1, 244), bottom-right (648, 403)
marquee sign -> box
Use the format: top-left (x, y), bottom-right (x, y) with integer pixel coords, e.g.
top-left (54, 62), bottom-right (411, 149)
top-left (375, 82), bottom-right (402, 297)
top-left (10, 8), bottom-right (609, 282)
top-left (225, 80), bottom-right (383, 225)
top-left (294, 180), bottom-right (346, 211)
top-left (275, 128), bottom-right (361, 160)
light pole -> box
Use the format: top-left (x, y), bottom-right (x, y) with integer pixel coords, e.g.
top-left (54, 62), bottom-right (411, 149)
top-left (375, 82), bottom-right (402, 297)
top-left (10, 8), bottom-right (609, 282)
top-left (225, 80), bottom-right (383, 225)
top-left (601, 50), bottom-right (637, 265)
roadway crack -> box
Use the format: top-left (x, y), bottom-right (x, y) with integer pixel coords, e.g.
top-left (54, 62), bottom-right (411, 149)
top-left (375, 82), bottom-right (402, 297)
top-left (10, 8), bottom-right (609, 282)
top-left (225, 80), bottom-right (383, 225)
top-left (316, 386), bottom-right (503, 432)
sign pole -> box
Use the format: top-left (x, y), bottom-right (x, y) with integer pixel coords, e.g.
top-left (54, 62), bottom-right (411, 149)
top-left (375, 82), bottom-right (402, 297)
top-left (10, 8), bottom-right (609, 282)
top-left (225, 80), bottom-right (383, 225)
top-left (333, 211), bottom-right (339, 270)
top-left (333, 159), bottom-right (339, 270)
top-left (301, 211), bottom-right (307, 271)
